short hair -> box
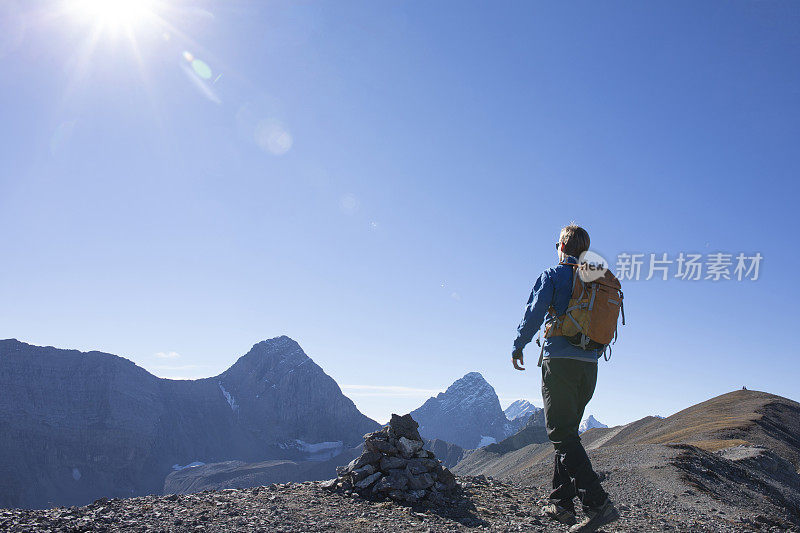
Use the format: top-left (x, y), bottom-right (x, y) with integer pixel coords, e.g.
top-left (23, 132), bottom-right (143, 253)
top-left (559, 224), bottom-right (590, 258)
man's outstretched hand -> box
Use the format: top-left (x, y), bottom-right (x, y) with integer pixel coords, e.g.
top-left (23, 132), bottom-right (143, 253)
top-left (512, 348), bottom-right (525, 371)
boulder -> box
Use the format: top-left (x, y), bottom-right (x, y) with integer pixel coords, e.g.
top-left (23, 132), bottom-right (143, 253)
top-left (408, 489), bottom-right (427, 501)
top-left (365, 439), bottom-right (397, 455)
top-left (363, 429), bottom-right (388, 441)
top-left (397, 437), bottom-right (424, 458)
top-left (437, 467), bottom-right (457, 489)
top-left (379, 456), bottom-right (407, 471)
top-left (387, 414), bottom-right (422, 441)
top-left (406, 458), bottom-right (437, 474)
top-left (354, 471), bottom-right (382, 489)
top-left (347, 451), bottom-right (382, 472)
top-left (406, 472), bottom-right (434, 490)
top-left (373, 471), bottom-right (408, 493)
top-left (351, 464), bottom-right (376, 483)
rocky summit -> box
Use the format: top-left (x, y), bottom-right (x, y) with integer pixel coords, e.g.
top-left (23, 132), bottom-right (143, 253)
top-left (325, 414), bottom-right (460, 505)
top-left (579, 415), bottom-right (608, 433)
top-left (503, 399), bottom-right (541, 421)
top-left (410, 372), bottom-right (514, 449)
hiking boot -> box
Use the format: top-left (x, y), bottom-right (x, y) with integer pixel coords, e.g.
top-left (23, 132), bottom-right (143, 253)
top-left (541, 502), bottom-right (577, 526)
top-left (568, 497), bottom-right (620, 533)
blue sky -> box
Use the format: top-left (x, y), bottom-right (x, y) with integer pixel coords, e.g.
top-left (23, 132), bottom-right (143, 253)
top-left (1, 1), bottom-right (799, 426)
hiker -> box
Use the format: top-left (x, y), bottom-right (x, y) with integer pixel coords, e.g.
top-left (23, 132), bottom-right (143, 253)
top-left (511, 224), bottom-right (621, 533)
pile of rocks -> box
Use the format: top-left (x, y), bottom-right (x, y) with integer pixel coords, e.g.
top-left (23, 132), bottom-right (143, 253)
top-left (325, 414), bottom-right (459, 504)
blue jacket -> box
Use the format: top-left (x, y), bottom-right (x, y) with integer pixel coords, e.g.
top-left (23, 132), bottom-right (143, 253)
top-left (513, 256), bottom-right (601, 363)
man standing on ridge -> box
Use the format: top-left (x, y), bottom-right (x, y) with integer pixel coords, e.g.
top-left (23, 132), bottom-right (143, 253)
top-left (511, 224), bottom-right (620, 533)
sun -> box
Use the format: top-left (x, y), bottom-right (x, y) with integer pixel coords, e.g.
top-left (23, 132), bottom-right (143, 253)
top-left (72, 0), bottom-right (156, 28)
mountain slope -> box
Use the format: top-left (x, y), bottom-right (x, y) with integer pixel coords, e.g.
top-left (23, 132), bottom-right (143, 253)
top-left (453, 424), bottom-right (551, 480)
top-left (409, 372), bottom-right (510, 449)
top-left (217, 337), bottom-right (377, 446)
top-left (163, 446), bottom-right (363, 495)
top-left (0, 337), bottom-right (377, 509)
top-left (455, 389), bottom-right (800, 478)
top-left (584, 389), bottom-right (800, 466)
top-left (453, 389), bottom-right (800, 529)
top-left (423, 439), bottom-right (466, 468)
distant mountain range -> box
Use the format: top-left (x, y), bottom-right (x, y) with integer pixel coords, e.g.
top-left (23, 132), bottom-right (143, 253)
top-left (4, 336), bottom-right (798, 528)
top-left (166, 372), bottom-right (531, 494)
top-left (0, 337), bottom-right (548, 507)
top-left (0, 335), bottom-right (672, 510)
top-left (0, 337), bottom-right (378, 509)
top-left (505, 401), bottom-right (605, 435)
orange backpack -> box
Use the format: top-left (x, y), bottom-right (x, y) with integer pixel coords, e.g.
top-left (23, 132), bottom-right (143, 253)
top-left (537, 262), bottom-right (625, 365)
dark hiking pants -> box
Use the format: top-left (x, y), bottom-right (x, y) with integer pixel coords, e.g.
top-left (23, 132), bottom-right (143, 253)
top-left (541, 357), bottom-right (608, 509)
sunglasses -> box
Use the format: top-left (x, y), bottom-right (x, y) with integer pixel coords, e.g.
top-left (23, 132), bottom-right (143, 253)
top-left (555, 242), bottom-right (561, 251)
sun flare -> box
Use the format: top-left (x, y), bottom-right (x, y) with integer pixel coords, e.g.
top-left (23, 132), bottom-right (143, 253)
top-left (72, 0), bottom-right (156, 28)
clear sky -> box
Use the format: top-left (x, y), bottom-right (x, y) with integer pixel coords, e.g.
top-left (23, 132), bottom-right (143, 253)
top-left (2, 1), bottom-right (799, 426)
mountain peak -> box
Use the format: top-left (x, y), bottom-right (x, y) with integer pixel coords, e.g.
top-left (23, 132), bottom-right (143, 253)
top-left (446, 372), bottom-right (490, 392)
top-left (504, 399), bottom-right (540, 421)
top-left (410, 372), bottom-right (509, 449)
top-left (579, 415), bottom-right (608, 433)
top-left (233, 337), bottom-right (309, 369)
top-left (251, 335), bottom-right (303, 353)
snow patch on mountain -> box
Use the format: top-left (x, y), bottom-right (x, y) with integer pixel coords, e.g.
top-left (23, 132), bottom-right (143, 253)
top-left (172, 461), bottom-right (206, 471)
top-left (504, 399), bottom-right (541, 421)
top-left (218, 382), bottom-right (238, 413)
top-left (294, 440), bottom-right (344, 461)
top-left (477, 436), bottom-right (497, 447)
top-left (579, 415), bottom-right (607, 433)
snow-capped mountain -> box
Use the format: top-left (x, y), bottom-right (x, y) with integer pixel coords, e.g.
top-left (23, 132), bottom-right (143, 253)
top-left (409, 372), bottom-right (511, 449)
top-left (504, 399), bottom-right (541, 421)
top-left (579, 415), bottom-right (608, 433)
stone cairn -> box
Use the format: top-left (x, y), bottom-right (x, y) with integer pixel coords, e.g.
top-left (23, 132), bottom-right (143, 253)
top-left (324, 414), bottom-right (459, 504)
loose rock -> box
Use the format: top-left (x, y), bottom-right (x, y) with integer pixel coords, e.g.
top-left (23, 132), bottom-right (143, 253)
top-left (328, 413), bottom-right (460, 504)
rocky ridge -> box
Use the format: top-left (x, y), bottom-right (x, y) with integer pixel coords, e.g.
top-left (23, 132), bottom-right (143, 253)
top-left (1, 474), bottom-right (781, 532)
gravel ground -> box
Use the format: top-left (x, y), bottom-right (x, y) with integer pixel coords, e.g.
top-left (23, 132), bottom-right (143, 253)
top-left (3, 473), bottom-right (797, 532)
top-left (507, 444), bottom-right (800, 533)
